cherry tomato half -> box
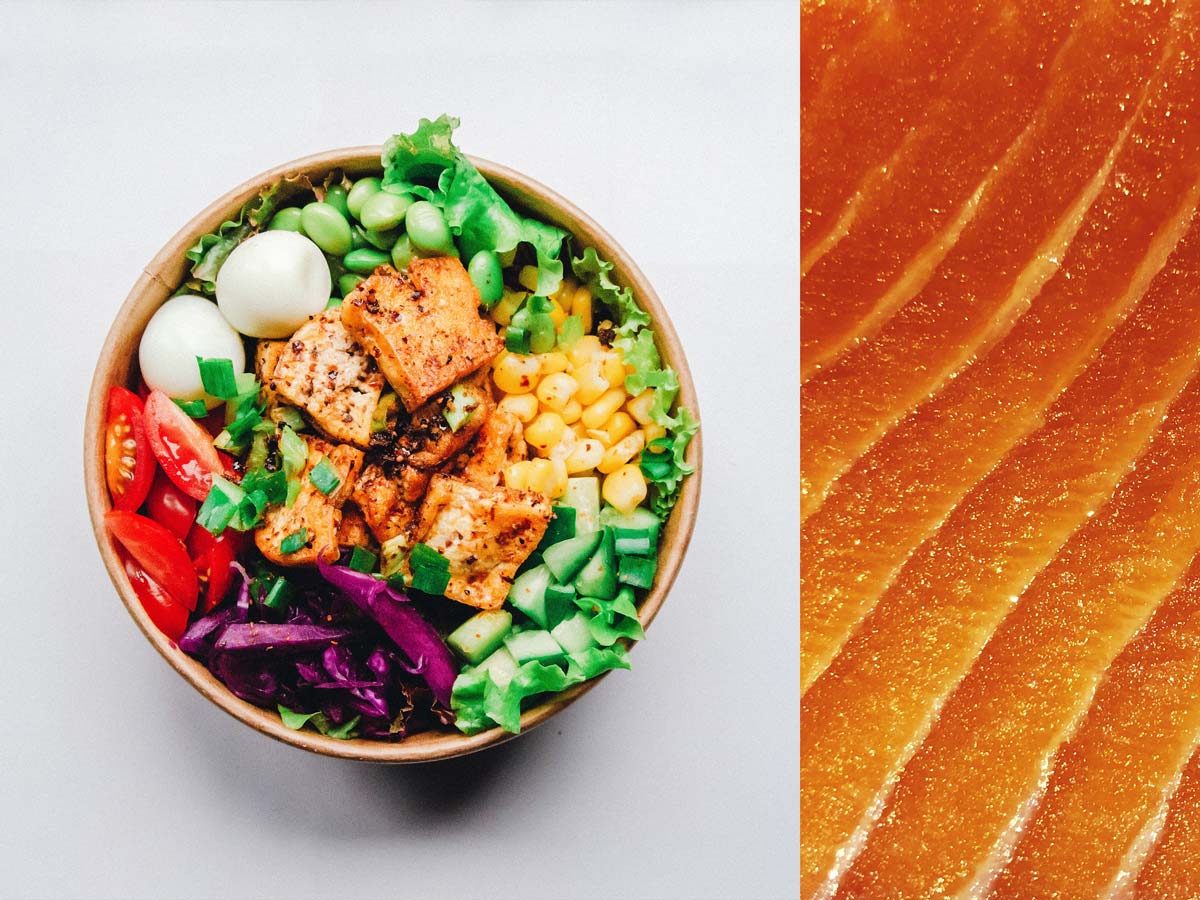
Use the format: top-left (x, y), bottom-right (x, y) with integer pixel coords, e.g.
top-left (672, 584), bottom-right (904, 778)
top-left (119, 551), bottom-right (189, 642)
top-left (144, 470), bottom-right (198, 541)
top-left (105, 510), bottom-right (198, 612)
top-left (187, 526), bottom-right (244, 613)
top-left (143, 390), bottom-right (223, 501)
top-left (104, 387), bottom-right (155, 512)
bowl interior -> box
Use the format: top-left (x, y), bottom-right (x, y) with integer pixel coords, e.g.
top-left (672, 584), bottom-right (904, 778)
top-left (85, 148), bottom-right (701, 762)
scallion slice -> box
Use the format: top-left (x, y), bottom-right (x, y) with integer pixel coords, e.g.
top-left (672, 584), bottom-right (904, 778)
top-left (308, 456), bottom-right (341, 495)
top-left (347, 546), bottom-right (378, 574)
top-left (196, 357), bottom-right (240, 399)
top-left (280, 529), bottom-right (309, 554)
top-left (172, 397), bottom-right (208, 418)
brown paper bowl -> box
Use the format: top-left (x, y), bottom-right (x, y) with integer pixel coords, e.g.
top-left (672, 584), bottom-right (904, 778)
top-left (83, 147), bottom-right (701, 762)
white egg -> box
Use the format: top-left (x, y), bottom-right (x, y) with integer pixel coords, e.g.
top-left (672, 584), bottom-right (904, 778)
top-left (216, 231), bottom-right (331, 338)
top-left (138, 295), bottom-right (246, 408)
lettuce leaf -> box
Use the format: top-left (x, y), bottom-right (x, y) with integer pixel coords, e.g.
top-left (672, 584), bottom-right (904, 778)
top-left (640, 407), bottom-right (699, 519)
top-left (382, 115), bottom-right (568, 295)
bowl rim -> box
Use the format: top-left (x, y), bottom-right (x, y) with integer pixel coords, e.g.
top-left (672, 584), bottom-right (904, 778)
top-left (84, 146), bottom-right (702, 763)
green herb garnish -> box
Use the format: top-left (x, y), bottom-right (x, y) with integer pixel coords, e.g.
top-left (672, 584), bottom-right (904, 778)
top-left (280, 529), bottom-right (309, 554)
top-left (308, 456), bottom-right (341, 495)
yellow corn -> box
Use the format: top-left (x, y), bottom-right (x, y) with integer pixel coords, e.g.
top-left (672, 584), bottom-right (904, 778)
top-left (493, 353), bottom-right (541, 395)
top-left (537, 352), bottom-right (570, 375)
top-left (546, 458), bottom-right (569, 498)
top-left (582, 389), bottom-right (627, 430)
top-left (516, 458), bottom-right (565, 498)
top-left (518, 265), bottom-right (540, 292)
top-left (603, 464), bottom-right (648, 514)
top-left (536, 373), bottom-right (579, 412)
top-left (600, 351), bottom-right (627, 389)
top-left (505, 460), bottom-right (535, 491)
top-left (598, 432), bottom-right (646, 474)
top-left (603, 411), bottom-right (636, 444)
top-left (573, 286), bottom-right (593, 333)
top-left (569, 334), bottom-right (603, 368)
top-left (546, 428), bottom-right (577, 463)
top-left (575, 362), bottom-right (610, 405)
top-left (491, 289), bottom-right (527, 327)
top-left (547, 298), bottom-right (568, 329)
top-left (551, 276), bottom-right (577, 308)
top-left (643, 422), bottom-right (667, 446)
top-left (498, 393), bottom-right (539, 423)
top-left (626, 390), bottom-right (655, 425)
top-left (560, 398), bottom-right (583, 425)
top-left (526, 411), bottom-right (566, 455)
top-left (565, 438), bottom-right (605, 474)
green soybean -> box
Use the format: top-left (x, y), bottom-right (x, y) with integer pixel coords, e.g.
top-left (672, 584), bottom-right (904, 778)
top-left (528, 313), bottom-right (557, 354)
top-left (406, 201), bottom-right (456, 256)
top-left (381, 182), bottom-right (412, 196)
top-left (360, 191), bottom-right (413, 231)
top-left (346, 177), bottom-right (382, 219)
top-left (361, 227), bottom-right (400, 252)
top-left (468, 250), bottom-right (503, 306)
top-left (301, 202), bottom-right (352, 255)
top-left (338, 273), bottom-right (365, 297)
top-left (391, 234), bottom-right (414, 270)
top-left (344, 248), bottom-right (391, 274)
top-left (267, 207), bottom-right (303, 232)
top-left (324, 184), bottom-right (350, 218)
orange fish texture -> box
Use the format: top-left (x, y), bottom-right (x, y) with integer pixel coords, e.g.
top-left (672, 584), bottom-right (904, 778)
top-left (800, 0), bottom-right (1200, 896)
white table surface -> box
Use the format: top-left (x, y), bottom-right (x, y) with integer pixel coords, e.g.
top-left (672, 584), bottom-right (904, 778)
top-left (0, 3), bottom-right (799, 897)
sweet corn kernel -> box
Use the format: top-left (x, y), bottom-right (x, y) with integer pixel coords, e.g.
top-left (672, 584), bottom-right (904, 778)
top-left (493, 353), bottom-right (541, 394)
top-left (582, 389), bottom-right (627, 430)
top-left (569, 334), bottom-right (603, 368)
top-left (525, 411), bottom-right (566, 455)
top-left (602, 464), bottom-right (648, 514)
top-left (600, 351), bottom-right (626, 388)
top-left (546, 458), bottom-right (569, 499)
top-left (547, 298), bottom-right (568, 328)
top-left (575, 362), bottom-right (610, 405)
top-left (518, 265), bottom-right (540, 292)
top-left (565, 438), bottom-right (605, 474)
top-left (598, 432), bottom-right (646, 474)
top-left (519, 458), bottom-right (566, 498)
top-left (560, 398), bottom-right (583, 425)
top-left (626, 390), bottom-right (655, 425)
top-left (573, 286), bottom-right (593, 333)
top-left (546, 428), bottom-right (577, 462)
top-left (505, 460), bottom-right (535, 491)
top-left (603, 411), bottom-right (636, 444)
top-left (491, 289), bottom-right (527, 327)
top-left (551, 277), bottom-right (577, 309)
top-left (643, 422), bottom-right (667, 446)
top-left (537, 352), bottom-right (570, 375)
top-left (498, 393), bottom-right (539, 423)
top-left (536, 373), bottom-right (579, 412)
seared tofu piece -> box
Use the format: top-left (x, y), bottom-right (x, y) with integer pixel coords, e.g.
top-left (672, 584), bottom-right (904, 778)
top-left (255, 340), bottom-right (287, 410)
top-left (254, 436), bottom-right (364, 566)
top-left (394, 369), bottom-right (494, 470)
top-left (341, 258), bottom-right (503, 412)
top-left (271, 309), bottom-right (385, 449)
top-left (336, 503), bottom-right (375, 550)
top-left (351, 462), bottom-right (430, 544)
top-left (409, 475), bottom-right (552, 610)
top-left (445, 407), bottom-right (527, 488)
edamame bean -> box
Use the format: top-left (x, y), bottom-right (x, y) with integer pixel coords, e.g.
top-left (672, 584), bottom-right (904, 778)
top-left (467, 249), bottom-right (503, 305)
top-left (301, 202), bottom-right (352, 255)
top-left (350, 227), bottom-right (370, 251)
top-left (381, 183), bottom-right (412, 196)
top-left (343, 248), bottom-right (391, 274)
top-left (360, 191), bottom-right (413, 231)
top-left (324, 184), bottom-right (350, 218)
top-left (267, 207), bottom-right (303, 232)
top-left (338, 273), bottom-right (365, 297)
top-left (391, 234), bottom-right (414, 270)
top-left (346, 177), bottom-right (382, 219)
top-left (528, 313), bottom-right (557, 354)
top-left (405, 201), bottom-right (456, 256)
top-left (361, 227), bottom-right (400, 252)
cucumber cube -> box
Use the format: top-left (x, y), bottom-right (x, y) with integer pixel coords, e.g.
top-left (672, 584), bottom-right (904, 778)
top-left (618, 554), bottom-right (657, 590)
top-left (613, 528), bottom-right (654, 556)
top-left (551, 613), bottom-right (595, 654)
top-left (540, 506), bottom-right (577, 548)
top-left (574, 527), bottom-right (618, 600)
top-left (599, 504), bottom-right (660, 543)
top-left (477, 645), bottom-right (520, 688)
top-left (504, 629), bottom-right (566, 665)
top-left (543, 530), bottom-right (602, 584)
top-left (448, 609), bottom-right (513, 664)
top-left (507, 565), bottom-right (552, 627)
top-left (563, 477), bottom-right (600, 534)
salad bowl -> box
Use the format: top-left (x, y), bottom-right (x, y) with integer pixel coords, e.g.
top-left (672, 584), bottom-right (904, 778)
top-left (84, 145), bottom-right (701, 762)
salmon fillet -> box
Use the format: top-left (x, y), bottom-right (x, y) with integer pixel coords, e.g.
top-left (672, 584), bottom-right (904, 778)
top-left (1133, 749), bottom-right (1200, 898)
top-left (800, 0), bottom-right (879, 114)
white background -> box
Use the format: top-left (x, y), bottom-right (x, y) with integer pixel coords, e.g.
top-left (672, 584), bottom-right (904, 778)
top-left (0, 3), bottom-right (799, 898)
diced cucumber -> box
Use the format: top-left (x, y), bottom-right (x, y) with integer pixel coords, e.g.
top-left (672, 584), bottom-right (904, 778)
top-left (574, 527), bottom-right (618, 600)
top-left (507, 565), bottom-right (552, 627)
top-left (562, 477), bottom-right (600, 534)
top-left (504, 629), bottom-right (566, 665)
top-left (448, 609), bottom-right (513, 664)
top-left (540, 506), bottom-right (577, 548)
top-left (543, 530), bottom-right (602, 584)
top-left (476, 645), bottom-right (520, 688)
top-left (551, 613), bottom-right (595, 654)
top-left (614, 529), bottom-right (654, 556)
top-left (599, 504), bottom-right (661, 543)
top-left (618, 554), bottom-right (657, 590)
top-left (544, 582), bottom-right (576, 630)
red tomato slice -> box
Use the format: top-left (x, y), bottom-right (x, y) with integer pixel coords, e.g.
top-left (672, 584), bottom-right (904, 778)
top-left (144, 470), bottom-right (198, 540)
top-left (105, 510), bottom-right (199, 612)
top-left (143, 390), bottom-right (223, 501)
top-left (187, 526), bottom-right (244, 613)
top-left (119, 551), bottom-right (189, 642)
top-left (105, 387), bottom-right (155, 512)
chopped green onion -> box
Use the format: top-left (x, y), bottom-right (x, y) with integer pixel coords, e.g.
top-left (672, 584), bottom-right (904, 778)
top-left (308, 456), bottom-right (341, 495)
top-left (262, 576), bottom-right (293, 610)
top-left (505, 325), bottom-right (531, 354)
top-left (410, 565), bottom-right (451, 596)
top-left (272, 406), bottom-right (306, 431)
top-left (371, 393), bottom-right (398, 433)
top-left (410, 542), bottom-right (450, 572)
top-left (172, 397), bottom-right (208, 418)
top-left (617, 554), bottom-right (657, 589)
top-left (196, 357), bottom-right (240, 399)
top-left (527, 294), bottom-right (554, 314)
top-left (380, 534), bottom-right (411, 580)
top-left (196, 476), bottom-right (243, 535)
top-left (443, 383), bottom-right (480, 433)
top-left (557, 314), bottom-right (584, 349)
top-left (241, 468), bottom-right (288, 505)
top-left (528, 313), bottom-right (556, 354)
top-left (280, 425), bottom-right (307, 477)
top-left (347, 546), bottom-right (378, 574)
top-left (614, 529), bottom-right (654, 557)
top-left (280, 529), bottom-right (309, 554)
